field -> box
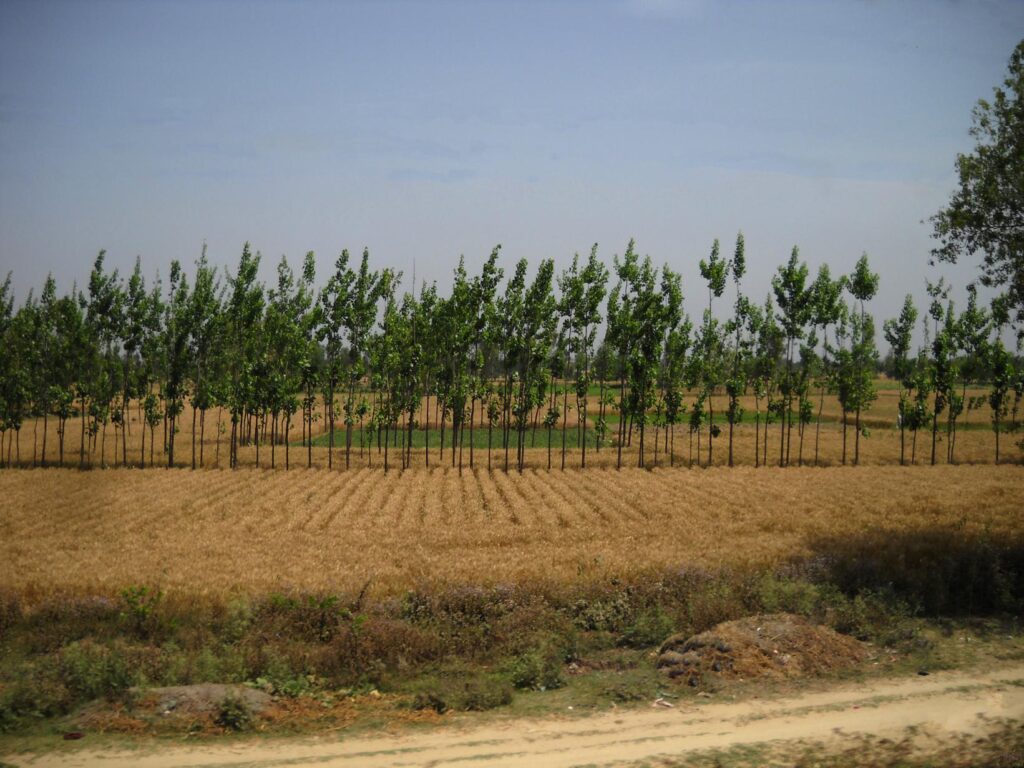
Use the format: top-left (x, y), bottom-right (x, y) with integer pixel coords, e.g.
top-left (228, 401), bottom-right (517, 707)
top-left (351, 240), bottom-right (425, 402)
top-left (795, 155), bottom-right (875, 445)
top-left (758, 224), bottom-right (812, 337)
top-left (2, 465), bottom-right (1021, 598)
top-left (2, 381), bottom-right (1018, 472)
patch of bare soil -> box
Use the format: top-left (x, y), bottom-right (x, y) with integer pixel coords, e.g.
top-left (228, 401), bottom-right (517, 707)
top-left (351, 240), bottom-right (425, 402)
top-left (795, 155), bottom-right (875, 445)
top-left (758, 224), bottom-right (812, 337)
top-left (135, 684), bottom-right (273, 717)
top-left (657, 612), bottom-right (868, 686)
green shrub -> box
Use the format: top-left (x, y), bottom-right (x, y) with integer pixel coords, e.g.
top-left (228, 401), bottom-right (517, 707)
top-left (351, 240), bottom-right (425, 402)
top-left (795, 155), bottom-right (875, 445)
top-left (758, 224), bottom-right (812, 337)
top-left (620, 607), bottom-right (675, 648)
top-left (407, 673), bottom-right (513, 713)
top-left (215, 694), bottom-right (251, 731)
top-left (507, 648), bottom-right (564, 691)
top-left (59, 640), bottom-right (135, 702)
top-left (119, 585), bottom-right (163, 639)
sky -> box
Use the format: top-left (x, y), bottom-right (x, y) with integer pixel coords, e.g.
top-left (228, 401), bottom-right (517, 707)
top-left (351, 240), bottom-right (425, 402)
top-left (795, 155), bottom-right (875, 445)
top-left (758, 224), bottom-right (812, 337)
top-left (1, 0), bottom-right (1022, 336)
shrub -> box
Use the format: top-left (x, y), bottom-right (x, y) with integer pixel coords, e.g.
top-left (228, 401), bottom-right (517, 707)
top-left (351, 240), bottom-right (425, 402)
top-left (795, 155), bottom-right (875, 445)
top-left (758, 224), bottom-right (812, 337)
top-left (507, 648), bottom-right (565, 691)
top-left (59, 640), bottom-right (135, 702)
top-left (215, 694), bottom-right (251, 731)
top-left (119, 585), bottom-right (163, 639)
top-left (620, 607), bottom-right (675, 648)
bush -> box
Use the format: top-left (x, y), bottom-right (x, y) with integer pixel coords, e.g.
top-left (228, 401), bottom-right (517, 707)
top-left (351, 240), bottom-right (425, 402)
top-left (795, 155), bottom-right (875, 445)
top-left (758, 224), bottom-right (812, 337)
top-left (507, 648), bottom-right (564, 691)
top-left (408, 673), bottom-right (514, 713)
top-left (215, 694), bottom-right (251, 731)
top-left (620, 607), bottom-right (675, 648)
top-left (59, 640), bottom-right (136, 702)
top-left (119, 585), bottom-right (163, 639)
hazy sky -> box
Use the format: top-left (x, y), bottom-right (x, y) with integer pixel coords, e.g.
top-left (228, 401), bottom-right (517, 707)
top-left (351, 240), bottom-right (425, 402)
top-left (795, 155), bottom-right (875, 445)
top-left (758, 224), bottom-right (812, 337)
top-left (1, 0), bottom-right (1022, 332)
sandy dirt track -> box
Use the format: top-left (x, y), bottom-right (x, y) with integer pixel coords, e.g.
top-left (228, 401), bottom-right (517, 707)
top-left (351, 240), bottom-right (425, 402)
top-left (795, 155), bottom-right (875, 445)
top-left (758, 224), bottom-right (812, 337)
top-left (9, 665), bottom-right (1024, 768)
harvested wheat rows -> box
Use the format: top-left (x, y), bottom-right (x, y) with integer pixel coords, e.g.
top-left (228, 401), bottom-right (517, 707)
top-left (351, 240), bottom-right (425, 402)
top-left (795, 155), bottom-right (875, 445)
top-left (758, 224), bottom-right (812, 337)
top-left (1, 465), bottom-right (1021, 599)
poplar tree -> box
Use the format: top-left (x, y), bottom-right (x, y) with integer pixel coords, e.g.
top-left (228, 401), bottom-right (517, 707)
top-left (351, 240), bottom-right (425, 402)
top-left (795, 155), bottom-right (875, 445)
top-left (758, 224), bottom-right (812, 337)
top-left (772, 247), bottom-right (812, 466)
top-left (188, 246), bottom-right (223, 469)
top-left (724, 233), bottom-right (749, 467)
top-left (848, 254), bottom-right (879, 465)
top-left (698, 239), bottom-right (727, 466)
top-left (883, 295), bottom-right (918, 465)
top-left (809, 266), bottom-right (845, 466)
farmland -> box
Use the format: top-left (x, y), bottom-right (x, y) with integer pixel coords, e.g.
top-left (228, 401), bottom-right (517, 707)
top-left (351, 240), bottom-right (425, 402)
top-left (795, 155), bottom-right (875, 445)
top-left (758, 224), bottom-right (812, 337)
top-left (2, 464), bottom-right (1021, 598)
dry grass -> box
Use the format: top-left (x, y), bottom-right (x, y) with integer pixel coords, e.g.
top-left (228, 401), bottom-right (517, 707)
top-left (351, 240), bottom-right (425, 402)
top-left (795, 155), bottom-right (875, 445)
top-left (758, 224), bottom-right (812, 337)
top-left (1, 465), bottom-right (1021, 600)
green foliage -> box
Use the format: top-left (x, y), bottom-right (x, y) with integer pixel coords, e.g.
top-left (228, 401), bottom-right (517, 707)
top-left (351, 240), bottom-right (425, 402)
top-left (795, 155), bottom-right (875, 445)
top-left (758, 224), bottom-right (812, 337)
top-left (931, 40), bottom-right (1024, 329)
top-left (59, 640), bottom-right (136, 702)
top-left (215, 693), bottom-right (252, 731)
top-left (119, 585), bottom-right (163, 639)
top-left (506, 646), bottom-right (565, 691)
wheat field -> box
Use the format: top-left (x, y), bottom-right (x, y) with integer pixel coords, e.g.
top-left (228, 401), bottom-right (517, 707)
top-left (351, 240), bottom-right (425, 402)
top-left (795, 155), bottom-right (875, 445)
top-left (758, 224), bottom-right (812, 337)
top-left (1, 465), bottom-right (1021, 600)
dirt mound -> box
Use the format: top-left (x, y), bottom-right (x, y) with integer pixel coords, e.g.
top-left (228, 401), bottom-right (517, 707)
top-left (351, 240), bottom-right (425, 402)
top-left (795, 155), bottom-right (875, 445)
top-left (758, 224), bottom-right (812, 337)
top-left (134, 684), bottom-right (272, 716)
top-left (657, 613), bottom-right (867, 686)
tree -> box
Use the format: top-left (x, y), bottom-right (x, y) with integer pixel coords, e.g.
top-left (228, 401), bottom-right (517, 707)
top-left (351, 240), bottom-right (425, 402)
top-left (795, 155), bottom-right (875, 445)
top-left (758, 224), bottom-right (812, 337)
top-left (848, 254), bottom-right (879, 465)
top-left (771, 247), bottom-right (812, 466)
top-left (224, 244), bottom-right (264, 469)
top-left (187, 246), bottom-right (223, 469)
top-left (809, 265), bottom-right (844, 466)
top-left (883, 294), bottom-right (918, 465)
top-left (699, 239), bottom-right (728, 466)
top-left (724, 233), bottom-right (749, 467)
top-left (558, 245), bottom-right (608, 469)
top-left (931, 40), bottom-right (1024, 332)
top-left (163, 260), bottom-right (191, 468)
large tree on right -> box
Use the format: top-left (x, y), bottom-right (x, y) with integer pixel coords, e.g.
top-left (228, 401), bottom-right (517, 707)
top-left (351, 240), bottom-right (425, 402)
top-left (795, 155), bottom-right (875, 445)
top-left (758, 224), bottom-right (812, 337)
top-left (931, 40), bottom-right (1024, 330)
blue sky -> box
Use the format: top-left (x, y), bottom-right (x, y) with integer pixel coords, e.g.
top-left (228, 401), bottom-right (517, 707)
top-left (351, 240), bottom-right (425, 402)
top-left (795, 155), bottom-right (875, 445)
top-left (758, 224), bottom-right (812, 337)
top-left (1, 0), bottom-right (1022, 328)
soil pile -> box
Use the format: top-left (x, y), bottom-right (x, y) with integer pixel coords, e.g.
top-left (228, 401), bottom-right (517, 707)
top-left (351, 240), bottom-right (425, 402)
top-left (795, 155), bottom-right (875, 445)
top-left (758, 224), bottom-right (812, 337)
top-left (135, 683), bottom-right (272, 716)
top-left (657, 613), bottom-right (868, 686)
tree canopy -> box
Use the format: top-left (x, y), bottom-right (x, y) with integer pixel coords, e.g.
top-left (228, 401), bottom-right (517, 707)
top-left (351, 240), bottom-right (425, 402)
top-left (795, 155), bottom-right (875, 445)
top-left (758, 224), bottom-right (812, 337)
top-left (931, 39), bottom-right (1024, 330)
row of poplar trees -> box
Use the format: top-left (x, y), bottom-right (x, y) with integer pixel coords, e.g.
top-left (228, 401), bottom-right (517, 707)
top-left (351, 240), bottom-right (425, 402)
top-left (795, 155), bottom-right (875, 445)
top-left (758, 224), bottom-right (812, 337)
top-left (0, 236), bottom-right (1021, 472)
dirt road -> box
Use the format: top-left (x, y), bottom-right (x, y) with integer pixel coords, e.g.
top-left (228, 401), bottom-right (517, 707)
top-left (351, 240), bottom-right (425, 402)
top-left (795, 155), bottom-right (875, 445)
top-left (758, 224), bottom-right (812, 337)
top-left (10, 665), bottom-right (1024, 767)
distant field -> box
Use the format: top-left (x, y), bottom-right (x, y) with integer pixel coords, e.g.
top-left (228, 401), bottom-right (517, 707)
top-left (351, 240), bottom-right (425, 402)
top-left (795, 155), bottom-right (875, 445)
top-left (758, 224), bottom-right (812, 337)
top-left (4, 389), bottom-right (1016, 471)
top-left (2, 465), bottom-right (1021, 599)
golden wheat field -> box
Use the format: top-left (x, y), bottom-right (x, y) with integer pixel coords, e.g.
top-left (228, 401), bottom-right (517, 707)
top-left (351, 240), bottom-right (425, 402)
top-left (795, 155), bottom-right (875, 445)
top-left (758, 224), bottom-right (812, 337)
top-left (1, 465), bottom-right (1021, 600)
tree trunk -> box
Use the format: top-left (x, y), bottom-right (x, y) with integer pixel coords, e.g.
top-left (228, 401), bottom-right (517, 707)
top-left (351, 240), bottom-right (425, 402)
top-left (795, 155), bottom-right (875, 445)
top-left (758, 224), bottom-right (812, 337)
top-left (707, 393), bottom-right (713, 467)
top-left (854, 407), bottom-right (861, 466)
top-left (561, 384), bottom-right (568, 470)
top-left (328, 384), bottom-right (335, 469)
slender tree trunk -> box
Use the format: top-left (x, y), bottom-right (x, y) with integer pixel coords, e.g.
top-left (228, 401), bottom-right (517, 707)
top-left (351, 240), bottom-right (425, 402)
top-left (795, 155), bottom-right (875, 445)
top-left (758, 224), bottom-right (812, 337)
top-left (469, 396), bottom-right (475, 469)
top-left (707, 393), bottom-right (713, 467)
top-left (728, 407), bottom-right (734, 468)
top-left (616, 377), bottom-right (626, 470)
top-left (754, 398), bottom-right (760, 468)
top-left (842, 412), bottom-right (848, 465)
top-left (561, 384), bottom-right (568, 470)
top-left (271, 412), bottom-right (277, 469)
top-left (79, 397), bottom-right (86, 469)
top-left (854, 407), bottom-right (861, 466)
top-left (328, 384), bottom-right (335, 469)
top-left (814, 384), bottom-right (825, 467)
top-left (192, 403), bottom-right (198, 470)
top-left (200, 409), bottom-right (206, 468)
